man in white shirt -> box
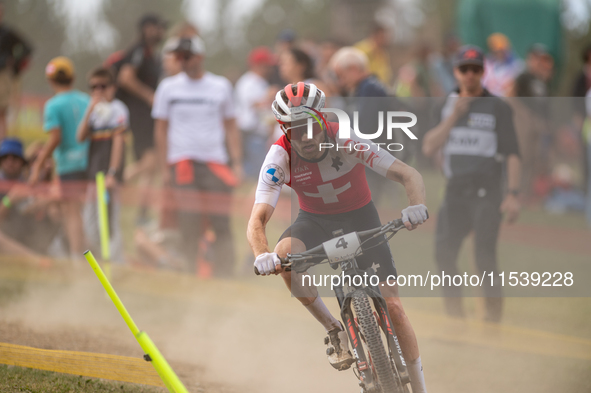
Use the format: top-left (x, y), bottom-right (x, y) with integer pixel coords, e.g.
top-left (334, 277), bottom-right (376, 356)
top-left (235, 47), bottom-right (275, 180)
top-left (152, 36), bottom-right (242, 276)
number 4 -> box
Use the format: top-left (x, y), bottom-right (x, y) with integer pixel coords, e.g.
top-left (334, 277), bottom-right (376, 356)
top-left (336, 237), bottom-right (348, 249)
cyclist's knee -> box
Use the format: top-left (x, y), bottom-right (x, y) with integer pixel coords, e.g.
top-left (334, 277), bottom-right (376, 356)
top-left (274, 237), bottom-right (306, 258)
top-left (279, 269), bottom-right (291, 280)
top-left (385, 297), bottom-right (406, 321)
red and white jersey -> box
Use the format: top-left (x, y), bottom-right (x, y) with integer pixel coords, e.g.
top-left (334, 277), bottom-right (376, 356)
top-left (255, 122), bottom-right (396, 214)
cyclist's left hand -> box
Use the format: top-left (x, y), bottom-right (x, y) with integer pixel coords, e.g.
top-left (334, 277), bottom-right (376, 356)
top-left (401, 204), bottom-right (429, 230)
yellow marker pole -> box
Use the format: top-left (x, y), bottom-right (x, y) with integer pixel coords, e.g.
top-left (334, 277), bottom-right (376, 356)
top-left (96, 172), bottom-right (111, 281)
top-left (84, 251), bottom-right (189, 393)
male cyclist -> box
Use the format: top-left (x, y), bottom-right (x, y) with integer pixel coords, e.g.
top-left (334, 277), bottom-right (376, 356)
top-left (246, 82), bottom-right (428, 392)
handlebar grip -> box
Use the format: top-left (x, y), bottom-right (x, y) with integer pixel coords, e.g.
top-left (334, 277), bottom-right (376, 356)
top-left (254, 257), bottom-right (289, 276)
top-left (395, 209), bottom-right (429, 228)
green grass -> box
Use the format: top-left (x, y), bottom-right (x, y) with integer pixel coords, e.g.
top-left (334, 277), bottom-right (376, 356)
top-left (0, 365), bottom-right (163, 393)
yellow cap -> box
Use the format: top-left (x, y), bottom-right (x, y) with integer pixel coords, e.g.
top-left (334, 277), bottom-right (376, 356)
top-left (487, 33), bottom-right (510, 52)
top-left (45, 56), bottom-right (75, 80)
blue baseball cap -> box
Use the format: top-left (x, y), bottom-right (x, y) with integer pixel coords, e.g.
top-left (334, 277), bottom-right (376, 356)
top-left (0, 138), bottom-right (26, 162)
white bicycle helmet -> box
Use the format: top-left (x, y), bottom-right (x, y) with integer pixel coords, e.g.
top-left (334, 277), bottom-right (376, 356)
top-left (271, 82), bottom-right (326, 124)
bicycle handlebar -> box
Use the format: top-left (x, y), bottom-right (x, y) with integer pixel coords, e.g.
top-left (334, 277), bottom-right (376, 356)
top-left (254, 218), bottom-right (406, 276)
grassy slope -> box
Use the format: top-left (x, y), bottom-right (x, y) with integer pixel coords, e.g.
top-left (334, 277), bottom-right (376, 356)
top-left (0, 365), bottom-right (163, 393)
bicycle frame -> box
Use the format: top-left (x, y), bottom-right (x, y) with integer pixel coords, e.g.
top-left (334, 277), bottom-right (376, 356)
top-left (333, 256), bottom-right (411, 392)
top-left (256, 218), bottom-right (411, 392)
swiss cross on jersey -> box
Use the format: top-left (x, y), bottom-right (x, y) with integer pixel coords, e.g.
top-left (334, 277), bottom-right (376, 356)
top-left (270, 122), bottom-right (396, 215)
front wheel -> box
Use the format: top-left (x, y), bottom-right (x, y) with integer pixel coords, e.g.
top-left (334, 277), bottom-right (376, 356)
top-left (352, 290), bottom-right (399, 393)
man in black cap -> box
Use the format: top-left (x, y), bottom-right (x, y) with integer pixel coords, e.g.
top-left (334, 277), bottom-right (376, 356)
top-left (116, 13), bottom-right (166, 223)
top-left (422, 45), bottom-right (521, 322)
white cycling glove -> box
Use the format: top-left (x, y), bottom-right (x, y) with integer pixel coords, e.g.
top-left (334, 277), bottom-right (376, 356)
top-left (401, 204), bottom-right (429, 226)
top-left (254, 252), bottom-right (281, 275)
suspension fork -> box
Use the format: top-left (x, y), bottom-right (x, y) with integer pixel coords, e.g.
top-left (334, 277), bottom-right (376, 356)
top-left (369, 290), bottom-right (411, 385)
top-left (338, 285), bottom-right (377, 390)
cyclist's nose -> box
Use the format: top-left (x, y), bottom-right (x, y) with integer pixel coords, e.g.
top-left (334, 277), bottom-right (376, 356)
top-left (302, 123), bottom-right (318, 141)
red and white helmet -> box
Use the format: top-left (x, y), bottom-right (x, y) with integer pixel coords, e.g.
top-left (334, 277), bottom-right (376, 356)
top-left (271, 82), bottom-right (326, 124)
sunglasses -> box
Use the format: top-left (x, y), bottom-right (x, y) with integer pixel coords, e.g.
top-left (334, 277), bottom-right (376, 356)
top-left (458, 65), bottom-right (483, 74)
top-left (174, 51), bottom-right (194, 60)
top-left (89, 83), bottom-right (110, 90)
top-left (281, 120), bottom-right (324, 141)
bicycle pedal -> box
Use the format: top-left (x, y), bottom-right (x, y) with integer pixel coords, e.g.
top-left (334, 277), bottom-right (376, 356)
top-left (338, 357), bottom-right (356, 371)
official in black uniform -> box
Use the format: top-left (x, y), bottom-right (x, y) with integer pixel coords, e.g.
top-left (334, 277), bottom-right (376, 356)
top-left (422, 46), bottom-right (521, 322)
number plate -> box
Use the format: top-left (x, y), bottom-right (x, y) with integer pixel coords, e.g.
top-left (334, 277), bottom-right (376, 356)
top-left (322, 232), bottom-right (362, 264)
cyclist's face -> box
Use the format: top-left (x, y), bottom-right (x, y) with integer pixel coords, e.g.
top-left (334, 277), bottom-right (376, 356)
top-left (283, 120), bottom-right (326, 160)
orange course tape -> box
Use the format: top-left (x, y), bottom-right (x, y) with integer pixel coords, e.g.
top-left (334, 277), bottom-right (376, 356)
top-left (0, 342), bottom-right (165, 387)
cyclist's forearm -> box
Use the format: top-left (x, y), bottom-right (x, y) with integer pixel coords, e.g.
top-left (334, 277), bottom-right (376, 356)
top-left (390, 165), bottom-right (426, 206)
top-left (247, 203), bottom-right (275, 256)
top-left (247, 221), bottom-right (271, 256)
top-left (403, 172), bottom-right (427, 206)
top-left (386, 160), bottom-right (426, 206)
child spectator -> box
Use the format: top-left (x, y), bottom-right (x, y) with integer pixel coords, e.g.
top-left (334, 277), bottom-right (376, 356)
top-left (77, 67), bottom-right (128, 262)
top-left (28, 56), bottom-right (90, 261)
top-left (0, 138), bottom-right (59, 265)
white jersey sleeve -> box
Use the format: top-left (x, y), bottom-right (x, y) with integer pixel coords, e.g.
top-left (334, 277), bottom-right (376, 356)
top-left (337, 131), bottom-right (396, 177)
top-left (254, 144), bottom-right (291, 208)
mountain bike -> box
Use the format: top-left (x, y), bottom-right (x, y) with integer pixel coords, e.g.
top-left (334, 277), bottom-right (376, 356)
top-left (256, 218), bottom-right (411, 393)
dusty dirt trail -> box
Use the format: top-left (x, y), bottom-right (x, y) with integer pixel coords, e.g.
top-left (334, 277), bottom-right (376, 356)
top-left (1, 264), bottom-right (590, 393)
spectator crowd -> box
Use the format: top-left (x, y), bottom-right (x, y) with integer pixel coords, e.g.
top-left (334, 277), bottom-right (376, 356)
top-left (1, 4), bottom-right (590, 284)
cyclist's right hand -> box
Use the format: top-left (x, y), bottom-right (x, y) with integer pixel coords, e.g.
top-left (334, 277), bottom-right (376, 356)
top-left (254, 252), bottom-right (281, 275)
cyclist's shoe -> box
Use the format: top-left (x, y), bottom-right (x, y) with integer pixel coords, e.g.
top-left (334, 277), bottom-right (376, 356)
top-left (325, 322), bottom-right (355, 371)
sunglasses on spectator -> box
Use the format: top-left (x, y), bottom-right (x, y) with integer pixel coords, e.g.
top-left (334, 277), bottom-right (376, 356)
top-left (281, 120), bottom-right (324, 141)
top-left (174, 51), bottom-right (194, 60)
top-left (89, 83), bottom-right (110, 90)
top-left (458, 65), bottom-right (483, 74)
